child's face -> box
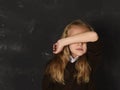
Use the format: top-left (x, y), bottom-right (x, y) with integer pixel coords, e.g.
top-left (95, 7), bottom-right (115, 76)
top-left (68, 25), bottom-right (88, 58)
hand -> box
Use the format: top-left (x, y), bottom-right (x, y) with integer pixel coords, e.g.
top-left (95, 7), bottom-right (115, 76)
top-left (53, 40), bottom-right (64, 54)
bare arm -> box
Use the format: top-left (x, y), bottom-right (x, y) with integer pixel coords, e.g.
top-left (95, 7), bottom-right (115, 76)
top-left (59, 31), bottom-right (98, 46)
top-left (53, 31), bottom-right (99, 54)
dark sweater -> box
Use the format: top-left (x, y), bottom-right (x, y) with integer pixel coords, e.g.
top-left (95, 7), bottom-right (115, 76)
top-left (42, 39), bottom-right (103, 90)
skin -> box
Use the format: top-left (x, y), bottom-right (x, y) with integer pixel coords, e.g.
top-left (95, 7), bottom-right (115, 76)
top-left (67, 26), bottom-right (88, 58)
top-left (53, 25), bottom-right (98, 55)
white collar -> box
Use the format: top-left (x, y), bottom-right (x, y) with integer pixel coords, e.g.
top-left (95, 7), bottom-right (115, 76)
top-left (69, 56), bottom-right (79, 63)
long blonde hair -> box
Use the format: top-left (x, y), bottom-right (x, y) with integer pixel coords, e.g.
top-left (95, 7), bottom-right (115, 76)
top-left (45, 19), bottom-right (94, 84)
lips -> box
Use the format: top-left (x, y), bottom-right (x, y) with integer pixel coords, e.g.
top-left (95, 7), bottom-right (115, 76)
top-left (76, 48), bottom-right (83, 51)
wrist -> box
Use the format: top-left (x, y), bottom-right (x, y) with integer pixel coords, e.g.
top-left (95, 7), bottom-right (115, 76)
top-left (57, 38), bottom-right (66, 47)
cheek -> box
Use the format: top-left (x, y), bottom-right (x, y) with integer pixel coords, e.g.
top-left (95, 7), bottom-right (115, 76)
top-left (69, 44), bottom-right (76, 51)
top-left (83, 44), bottom-right (87, 52)
top-left (69, 43), bottom-right (87, 53)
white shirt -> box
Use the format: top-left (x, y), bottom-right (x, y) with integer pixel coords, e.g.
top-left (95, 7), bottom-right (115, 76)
top-left (69, 56), bottom-right (79, 63)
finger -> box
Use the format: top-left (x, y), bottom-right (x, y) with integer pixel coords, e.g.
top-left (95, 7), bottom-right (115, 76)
top-left (53, 43), bottom-right (57, 51)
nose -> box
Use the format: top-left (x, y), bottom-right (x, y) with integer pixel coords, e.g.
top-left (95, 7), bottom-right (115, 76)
top-left (77, 42), bottom-right (83, 46)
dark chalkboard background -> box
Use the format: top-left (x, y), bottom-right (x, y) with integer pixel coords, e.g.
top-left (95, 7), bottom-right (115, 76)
top-left (0, 0), bottom-right (120, 90)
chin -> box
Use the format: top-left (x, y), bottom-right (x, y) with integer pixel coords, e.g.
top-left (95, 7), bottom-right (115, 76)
top-left (77, 54), bottom-right (83, 57)
top-left (77, 53), bottom-right (85, 56)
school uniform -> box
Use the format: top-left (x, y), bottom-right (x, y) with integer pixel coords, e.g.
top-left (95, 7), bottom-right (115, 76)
top-left (42, 39), bottom-right (103, 90)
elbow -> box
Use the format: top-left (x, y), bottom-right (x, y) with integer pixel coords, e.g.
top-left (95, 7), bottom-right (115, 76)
top-left (91, 31), bottom-right (99, 42)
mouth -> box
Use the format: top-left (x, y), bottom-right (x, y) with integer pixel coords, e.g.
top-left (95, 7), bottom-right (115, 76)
top-left (76, 48), bottom-right (83, 51)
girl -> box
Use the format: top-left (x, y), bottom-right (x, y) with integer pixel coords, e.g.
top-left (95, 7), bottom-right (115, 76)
top-left (42, 19), bottom-right (102, 90)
